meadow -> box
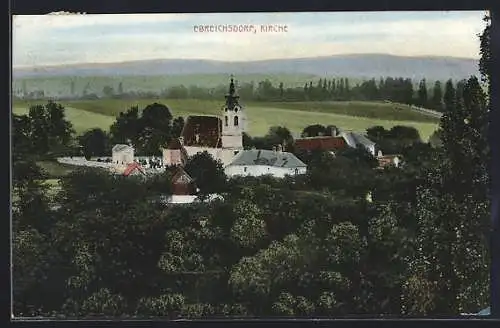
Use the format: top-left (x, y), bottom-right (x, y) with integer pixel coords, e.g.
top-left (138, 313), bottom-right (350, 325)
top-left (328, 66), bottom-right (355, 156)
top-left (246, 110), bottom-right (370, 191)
top-left (12, 98), bottom-right (439, 140)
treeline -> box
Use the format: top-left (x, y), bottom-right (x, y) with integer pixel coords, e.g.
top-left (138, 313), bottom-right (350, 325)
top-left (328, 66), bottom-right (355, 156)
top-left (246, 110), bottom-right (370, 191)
top-left (14, 77), bottom-right (459, 112)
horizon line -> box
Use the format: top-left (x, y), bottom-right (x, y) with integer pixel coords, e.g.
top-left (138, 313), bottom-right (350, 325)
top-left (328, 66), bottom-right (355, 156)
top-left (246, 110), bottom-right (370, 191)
top-left (12, 52), bottom-right (479, 70)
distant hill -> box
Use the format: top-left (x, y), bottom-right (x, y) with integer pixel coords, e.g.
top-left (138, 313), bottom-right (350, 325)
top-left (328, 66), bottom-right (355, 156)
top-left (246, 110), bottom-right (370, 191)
top-left (13, 54), bottom-right (479, 81)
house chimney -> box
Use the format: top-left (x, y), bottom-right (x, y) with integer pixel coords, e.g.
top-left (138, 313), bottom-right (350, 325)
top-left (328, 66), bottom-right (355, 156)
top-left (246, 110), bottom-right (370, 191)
top-left (377, 150), bottom-right (383, 158)
top-left (179, 136), bottom-right (184, 145)
top-left (272, 146), bottom-right (277, 152)
top-left (277, 144), bottom-right (283, 153)
top-left (195, 133), bottom-right (200, 143)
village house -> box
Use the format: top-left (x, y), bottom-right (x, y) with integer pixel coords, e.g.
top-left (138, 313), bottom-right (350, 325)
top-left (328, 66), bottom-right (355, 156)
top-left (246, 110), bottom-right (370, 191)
top-left (163, 76), bottom-right (245, 167)
top-left (112, 144), bottom-right (135, 165)
top-left (225, 146), bottom-right (307, 178)
top-left (122, 161), bottom-right (147, 177)
top-left (376, 152), bottom-right (403, 169)
top-left (294, 135), bottom-right (348, 155)
top-left (294, 131), bottom-right (377, 156)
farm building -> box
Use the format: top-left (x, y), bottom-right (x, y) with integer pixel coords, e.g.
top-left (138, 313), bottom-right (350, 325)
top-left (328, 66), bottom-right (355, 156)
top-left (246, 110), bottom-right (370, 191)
top-left (225, 147), bottom-right (307, 178)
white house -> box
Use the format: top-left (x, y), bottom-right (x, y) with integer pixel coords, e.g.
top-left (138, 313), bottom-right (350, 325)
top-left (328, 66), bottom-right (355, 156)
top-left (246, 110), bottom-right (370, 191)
top-left (225, 147), bottom-right (307, 178)
top-left (112, 144), bottom-right (135, 165)
top-left (163, 76), bottom-right (246, 168)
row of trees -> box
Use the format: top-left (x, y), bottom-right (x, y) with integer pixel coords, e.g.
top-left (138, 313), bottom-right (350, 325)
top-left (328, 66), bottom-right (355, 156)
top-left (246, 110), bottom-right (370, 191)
top-left (15, 76), bottom-right (457, 113)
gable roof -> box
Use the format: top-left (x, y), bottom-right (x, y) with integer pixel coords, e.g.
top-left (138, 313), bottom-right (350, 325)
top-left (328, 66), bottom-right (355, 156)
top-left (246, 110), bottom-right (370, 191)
top-left (123, 162), bottom-right (146, 176)
top-left (295, 136), bottom-right (347, 152)
top-left (171, 167), bottom-right (194, 184)
top-left (181, 115), bottom-right (222, 148)
top-left (228, 149), bottom-right (307, 168)
top-left (342, 131), bottom-right (376, 148)
top-left (167, 138), bottom-right (183, 150)
top-left (113, 144), bottom-right (133, 152)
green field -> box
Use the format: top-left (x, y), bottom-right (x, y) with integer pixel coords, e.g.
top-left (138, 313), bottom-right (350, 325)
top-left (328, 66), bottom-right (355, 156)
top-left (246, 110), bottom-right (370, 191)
top-left (12, 98), bottom-right (439, 140)
top-left (13, 106), bottom-right (116, 135)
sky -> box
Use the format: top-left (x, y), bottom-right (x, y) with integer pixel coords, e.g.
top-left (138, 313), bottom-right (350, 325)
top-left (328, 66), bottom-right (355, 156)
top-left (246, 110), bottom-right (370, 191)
top-left (12, 11), bottom-right (488, 68)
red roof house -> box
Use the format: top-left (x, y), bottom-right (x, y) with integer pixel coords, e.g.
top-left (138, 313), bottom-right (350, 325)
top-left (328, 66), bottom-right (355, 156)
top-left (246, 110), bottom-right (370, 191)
top-left (294, 136), bottom-right (348, 152)
top-left (123, 162), bottom-right (146, 176)
top-left (167, 166), bottom-right (197, 195)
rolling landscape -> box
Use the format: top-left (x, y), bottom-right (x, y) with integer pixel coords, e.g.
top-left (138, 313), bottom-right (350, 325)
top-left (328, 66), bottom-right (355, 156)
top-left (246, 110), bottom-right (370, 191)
top-left (12, 98), bottom-right (440, 141)
top-left (12, 11), bottom-right (494, 319)
top-left (12, 54), bottom-right (465, 141)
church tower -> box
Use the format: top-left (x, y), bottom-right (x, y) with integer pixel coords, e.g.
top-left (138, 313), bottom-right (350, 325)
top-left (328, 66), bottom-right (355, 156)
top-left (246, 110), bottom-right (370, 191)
top-left (221, 75), bottom-right (245, 150)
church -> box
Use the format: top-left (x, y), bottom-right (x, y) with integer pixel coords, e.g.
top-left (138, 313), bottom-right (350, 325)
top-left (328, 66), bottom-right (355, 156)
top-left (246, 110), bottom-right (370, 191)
top-left (162, 76), bottom-right (246, 167)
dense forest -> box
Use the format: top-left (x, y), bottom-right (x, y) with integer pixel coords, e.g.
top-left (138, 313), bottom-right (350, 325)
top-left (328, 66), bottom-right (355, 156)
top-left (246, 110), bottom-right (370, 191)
top-left (11, 17), bottom-right (492, 318)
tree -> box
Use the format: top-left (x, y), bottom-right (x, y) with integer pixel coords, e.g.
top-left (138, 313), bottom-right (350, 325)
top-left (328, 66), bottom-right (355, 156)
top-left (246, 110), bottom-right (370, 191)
top-left (78, 128), bottom-right (111, 159)
top-left (70, 80), bottom-right (75, 96)
top-left (404, 76), bottom-right (490, 314)
top-left (184, 152), bottom-right (227, 195)
top-left (102, 85), bottom-right (115, 98)
top-left (109, 106), bottom-right (141, 145)
top-left (264, 126), bottom-right (294, 151)
top-left (118, 82), bottom-right (124, 95)
top-left (279, 82), bottom-right (284, 99)
top-left (431, 81), bottom-right (443, 112)
top-left (26, 102), bottom-right (74, 156)
top-left (417, 79), bottom-right (428, 107)
top-left (301, 124), bottom-right (326, 138)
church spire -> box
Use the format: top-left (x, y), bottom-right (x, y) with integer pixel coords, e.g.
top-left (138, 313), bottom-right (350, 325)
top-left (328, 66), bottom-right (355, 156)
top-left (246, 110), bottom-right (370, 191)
top-left (225, 74), bottom-right (240, 110)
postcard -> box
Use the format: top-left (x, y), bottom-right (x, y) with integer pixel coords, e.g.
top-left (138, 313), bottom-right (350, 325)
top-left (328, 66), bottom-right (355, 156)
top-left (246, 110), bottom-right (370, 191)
top-left (11, 11), bottom-right (492, 319)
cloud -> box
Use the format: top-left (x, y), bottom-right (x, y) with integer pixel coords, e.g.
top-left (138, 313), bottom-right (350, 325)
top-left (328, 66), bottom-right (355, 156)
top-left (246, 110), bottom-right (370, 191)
top-left (12, 11), bottom-right (487, 67)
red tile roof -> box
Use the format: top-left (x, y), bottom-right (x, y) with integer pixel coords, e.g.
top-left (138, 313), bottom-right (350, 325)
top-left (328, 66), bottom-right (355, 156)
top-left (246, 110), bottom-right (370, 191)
top-left (294, 136), bottom-right (348, 152)
top-left (181, 115), bottom-right (222, 148)
top-left (123, 162), bottom-right (146, 176)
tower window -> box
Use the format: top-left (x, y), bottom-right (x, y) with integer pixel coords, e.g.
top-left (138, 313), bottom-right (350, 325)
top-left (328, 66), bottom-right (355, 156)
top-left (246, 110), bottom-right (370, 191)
top-left (234, 116), bottom-right (239, 126)
top-left (225, 116), bottom-right (228, 126)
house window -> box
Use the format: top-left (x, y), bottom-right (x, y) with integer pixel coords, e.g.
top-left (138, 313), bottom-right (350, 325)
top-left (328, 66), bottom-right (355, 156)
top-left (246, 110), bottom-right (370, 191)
top-left (234, 116), bottom-right (239, 126)
top-left (295, 168), bottom-right (299, 175)
top-left (244, 167), bottom-right (247, 172)
top-left (234, 151), bottom-right (239, 155)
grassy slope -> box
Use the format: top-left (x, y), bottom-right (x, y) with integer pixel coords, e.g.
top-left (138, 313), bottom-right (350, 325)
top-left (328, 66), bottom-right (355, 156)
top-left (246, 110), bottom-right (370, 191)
top-left (12, 98), bottom-right (439, 140)
top-left (13, 106), bottom-right (115, 135)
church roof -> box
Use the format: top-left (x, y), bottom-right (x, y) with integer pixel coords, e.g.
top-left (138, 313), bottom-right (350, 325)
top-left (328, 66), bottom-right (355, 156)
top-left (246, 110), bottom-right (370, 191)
top-left (228, 149), bottom-right (307, 168)
top-left (181, 115), bottom-right (222, 148)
